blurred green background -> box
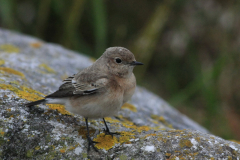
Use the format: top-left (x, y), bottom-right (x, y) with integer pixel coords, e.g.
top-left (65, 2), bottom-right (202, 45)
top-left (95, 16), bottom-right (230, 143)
top-left (0, 0), bottom-right (240, 140)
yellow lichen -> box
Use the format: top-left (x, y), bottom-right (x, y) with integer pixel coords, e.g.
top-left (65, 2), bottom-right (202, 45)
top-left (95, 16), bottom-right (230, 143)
top-left (120, 118), bottom-right (151, 133)
top-left (151, 115), bottom-right (164, 121)
top-left (121, 118), bottom-right (138, 130)
top-left (0, 84), bottom-right (70, 115)
top-left (78, 126), bottom-right (96, 139)
top-left (0, 84), bottom-right (29, 99)
top-left (35, 146), bottom-right (40, 150)
top-left (47, 104), bottom-right (71, 115)
top-left (158, 116), bottom-right (165, 122)
top-left (68, 144), bottom-right (78, 151)
top-left (122, 123), bottom-right (136, 130)
top-left (0, 44), bottom-right (20, 53)
top-left (68, 146), bottom-right (75, 151)
top-left (119, 136), bottom-right (130, 144)
top-left (165, 153), bottom-right (171, 156)
top-left (17, 89), bottom-right (42, 102)
top-left (179, 139), bottom-right (193, 148)
top-left (150, 119), bottom-right (159, 124)
top-left (39, 63), bottom-right (56, 74)
top-left (151, 115), bottom-right (173, 129)
top-left (193, 152), bottom-right (199, 156)
top-left (195, 137), bottom-right (201, 142)
top-left (0, 67), bottom-right (25, 77)
top-left (0, 59), bottom-right (5, 66)
top-left (10, 81), bottom-right (20, 85)
top-left (118, 131), bottom-right (135, 144)
top-left (119, 131), bottom-right (135, 136)
top-left (118, 115), bottom-right (150, 132)
top-left (163, 139), bottom-right (168, 143)
top-left (93, 133), bottom-right (118, 150)
top-left (21, 86), bottom-right (45, 96)
top-left (117, 115), bottom-right (123, 119)
top-left (6, 109), bottom-right (11, 112)
top-left (104, 117), bottom-right (120, 123)
top-left (0, 131), bottom-right (4, 136)
top-left (30, 42), bottom-right (42, 48)
top-left (136, 126), bottom-right (150, 132)
top-left (144, 133), bottom-right (157, 139)
top-left (59, 149), bottom-right (66, 153)
top-left (157, 136), bottom-right (163, 142)
top-left (121, 103), bottom-right (137, 112)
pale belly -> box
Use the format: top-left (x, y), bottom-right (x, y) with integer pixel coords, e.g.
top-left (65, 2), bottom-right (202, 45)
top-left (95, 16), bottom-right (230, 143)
top-left (68, 101), bottom-right (122, 119)
top-left (64, 93), bottom-right (123, 119)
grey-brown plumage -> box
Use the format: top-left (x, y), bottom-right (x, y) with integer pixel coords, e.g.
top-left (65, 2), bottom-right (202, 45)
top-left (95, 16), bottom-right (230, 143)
top-left (25, 47), bottom-right (143, 151)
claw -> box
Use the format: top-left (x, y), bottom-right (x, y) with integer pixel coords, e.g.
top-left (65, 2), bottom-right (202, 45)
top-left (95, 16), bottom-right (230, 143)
top-left (103, 128), bottom-right (120, 138)
top-left (85, 118), bottom-right (99, 152)
top-left (102, 118), bottom-right (120, 138)
top-left (87, 136), bottom-right (99, 152)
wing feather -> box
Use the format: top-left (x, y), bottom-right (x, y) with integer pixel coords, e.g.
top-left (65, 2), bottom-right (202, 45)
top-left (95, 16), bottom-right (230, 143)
top-left (46, 72), bottom-right (108, 98)
top-left (62, 74), bottom-right (75, 82)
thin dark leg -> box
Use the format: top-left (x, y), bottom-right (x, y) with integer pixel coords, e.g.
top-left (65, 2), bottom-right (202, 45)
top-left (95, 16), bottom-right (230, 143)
top-left (85, 118), bottom-right (98, 152)
top-left (102, 118), bottom-right (119, 137)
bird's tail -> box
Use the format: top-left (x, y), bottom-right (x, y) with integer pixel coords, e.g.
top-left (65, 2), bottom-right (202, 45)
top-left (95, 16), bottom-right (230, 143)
top-left (25, 99), bottom-right (46, 107)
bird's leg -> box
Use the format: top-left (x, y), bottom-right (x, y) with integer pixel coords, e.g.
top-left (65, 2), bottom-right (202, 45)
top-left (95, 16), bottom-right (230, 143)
top-left (85, 118), bottom-right (98, 152)
top-left (102, 118), bottom-right (120, 138)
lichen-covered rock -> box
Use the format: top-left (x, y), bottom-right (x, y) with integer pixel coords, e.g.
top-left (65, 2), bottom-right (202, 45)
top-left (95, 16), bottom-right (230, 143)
top-left (0, 28), bottom-right (239, 159)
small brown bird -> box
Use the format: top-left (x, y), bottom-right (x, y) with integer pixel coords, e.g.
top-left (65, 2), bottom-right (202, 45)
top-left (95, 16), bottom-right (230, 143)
top-left (26, 47), bottom-right (143, 151)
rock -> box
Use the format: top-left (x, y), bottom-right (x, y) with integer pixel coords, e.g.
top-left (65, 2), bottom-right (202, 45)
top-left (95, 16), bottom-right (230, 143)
top-left (0, 28), bottom-right (239, 159)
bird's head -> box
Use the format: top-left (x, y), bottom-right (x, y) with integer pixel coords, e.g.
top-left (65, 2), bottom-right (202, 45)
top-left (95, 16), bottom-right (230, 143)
top-left (101, 47), bottom-right (143, 78)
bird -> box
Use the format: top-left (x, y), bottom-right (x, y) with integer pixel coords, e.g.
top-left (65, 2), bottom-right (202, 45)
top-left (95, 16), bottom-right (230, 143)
top-left (25, 47), bottom-right (143, 151)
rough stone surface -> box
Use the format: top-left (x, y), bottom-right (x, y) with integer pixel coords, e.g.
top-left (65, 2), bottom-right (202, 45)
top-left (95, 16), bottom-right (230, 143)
top-left (0, 28), bottom-right (239, 159)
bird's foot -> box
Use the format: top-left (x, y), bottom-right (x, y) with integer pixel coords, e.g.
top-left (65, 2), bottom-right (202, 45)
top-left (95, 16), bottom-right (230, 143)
top-left (87, 136), bottom-right (99, 152)
top-left (103, 128), bottom-right (120, 138)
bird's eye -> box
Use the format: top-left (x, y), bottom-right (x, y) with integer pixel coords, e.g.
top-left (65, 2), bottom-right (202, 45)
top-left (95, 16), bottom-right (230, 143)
top-left (115, 58), bottom-right (122, 63)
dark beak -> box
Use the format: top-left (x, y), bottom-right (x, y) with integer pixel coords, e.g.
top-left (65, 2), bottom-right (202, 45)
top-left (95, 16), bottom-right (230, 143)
top-left (130, 61), bottom-right (144, 66)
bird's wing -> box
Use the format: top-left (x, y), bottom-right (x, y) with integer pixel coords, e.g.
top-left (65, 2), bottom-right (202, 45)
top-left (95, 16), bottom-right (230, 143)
top-left (46, 73), bottom-right (108, 98)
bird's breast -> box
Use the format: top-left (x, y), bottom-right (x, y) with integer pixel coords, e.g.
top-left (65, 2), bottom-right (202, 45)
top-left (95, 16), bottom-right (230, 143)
top-left (118, 73), bottom-right (136, 104)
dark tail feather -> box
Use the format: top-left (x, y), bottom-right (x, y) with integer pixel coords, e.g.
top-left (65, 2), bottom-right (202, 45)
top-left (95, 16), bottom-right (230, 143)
top-left (25, 99), bottom-right (46, 107)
